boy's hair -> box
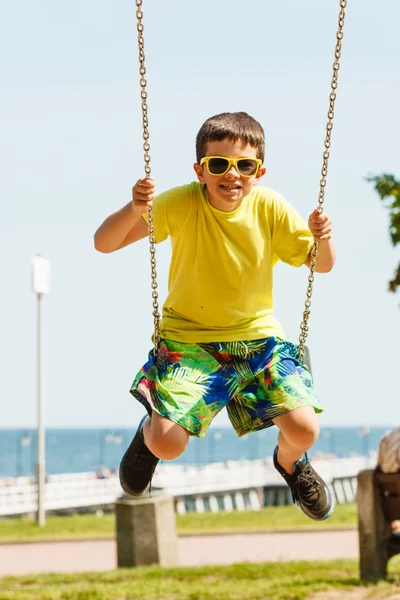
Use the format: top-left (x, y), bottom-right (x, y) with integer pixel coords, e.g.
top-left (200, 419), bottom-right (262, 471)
top-left (196, 112), bottom-right (265, 163)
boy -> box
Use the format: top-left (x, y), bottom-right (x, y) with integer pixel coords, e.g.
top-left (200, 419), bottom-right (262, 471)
top-left (94, 112), bottom-right (336, 520)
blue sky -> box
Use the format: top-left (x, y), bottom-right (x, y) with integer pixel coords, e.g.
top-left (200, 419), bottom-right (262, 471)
top-left (1, 0), bottom-right (399, 428)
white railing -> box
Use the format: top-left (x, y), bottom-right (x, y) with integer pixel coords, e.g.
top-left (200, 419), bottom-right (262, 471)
top-left (0, 475), bottom-right (120, 516)
top-left (0, 455), bottom-right (376, 517)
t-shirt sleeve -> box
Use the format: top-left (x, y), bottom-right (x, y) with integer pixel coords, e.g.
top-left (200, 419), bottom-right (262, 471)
top-left (141, 184), bottom-right (193, 244)
top-left (271, 192), bottom-right (314, 267)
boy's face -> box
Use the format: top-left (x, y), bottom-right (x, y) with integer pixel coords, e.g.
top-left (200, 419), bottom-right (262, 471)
top-left (193, 139), bottom-right (266, 212)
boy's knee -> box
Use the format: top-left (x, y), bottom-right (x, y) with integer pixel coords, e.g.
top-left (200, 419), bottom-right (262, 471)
top-left (146, 415), bottom-right (189, 460)
top-left (150, 433), bottom-right (188, 460)
top-left (299, 422), bottom-right (320, 448)
top-left (286, 420), bottom-right (320, 450)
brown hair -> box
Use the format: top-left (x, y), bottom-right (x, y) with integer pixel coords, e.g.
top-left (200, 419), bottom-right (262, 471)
top-left (195, 112), bottom-right (265, 163)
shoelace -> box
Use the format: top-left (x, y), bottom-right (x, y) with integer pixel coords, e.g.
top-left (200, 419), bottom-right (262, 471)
top-left (291, 464), bottom-right (320, 507)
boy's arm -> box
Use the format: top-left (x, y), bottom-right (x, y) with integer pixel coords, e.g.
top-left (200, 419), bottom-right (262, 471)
top-left (94, 178), bottom-right (155, 254)
top-left (304, 239), bottom-right (336, 273)
top-left (304, 209), bottom-right (336, 273)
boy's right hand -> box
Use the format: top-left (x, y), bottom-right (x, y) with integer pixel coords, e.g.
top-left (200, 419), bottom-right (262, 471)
top-left (132, 177), bottom-right (156, 215)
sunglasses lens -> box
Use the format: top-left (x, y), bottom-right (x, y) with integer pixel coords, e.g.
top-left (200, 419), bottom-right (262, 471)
top-left (237, 159), bottom-right (258, 176)
top-left (207, 157), bottom-right (229, 175)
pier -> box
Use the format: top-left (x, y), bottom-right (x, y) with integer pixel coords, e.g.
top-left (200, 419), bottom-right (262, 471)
top-left (0, 455), bottom-right (374, 518)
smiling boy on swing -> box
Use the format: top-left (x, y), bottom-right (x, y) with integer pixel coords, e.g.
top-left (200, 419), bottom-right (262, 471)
top-left (94, 111), bottom-right (336, 520)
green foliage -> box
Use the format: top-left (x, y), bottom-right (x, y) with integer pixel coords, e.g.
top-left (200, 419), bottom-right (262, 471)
top-left (367, 173), bottom-right (400, 294)
top-left (0, 505), bottom-right (357, 543)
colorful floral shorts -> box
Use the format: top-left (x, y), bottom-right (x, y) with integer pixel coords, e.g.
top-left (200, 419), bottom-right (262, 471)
top-left (130, 337), bottom-right (322, 437)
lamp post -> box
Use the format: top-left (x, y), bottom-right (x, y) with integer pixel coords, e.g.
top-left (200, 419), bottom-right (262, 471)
top-left (100, 431), bottom-right (122, 468)
top-left (15, 433), bottom-right (22, 478)
top-left (114, 432), bottom-right (122, 446)
top-left (16, 432), bottom-right (32, 477)
top-left (329, 429), bottom-right (336, 456)
top-left (209, 431), bottom-right (222, 463)
top-left (323, 428), bottom-right (336, 456)
top-left (361, 425), bottom-right (370, 464)
top-left (194, 437), bottom-right (201, 466)
top-left (31, 255), bottom-right (50, 527)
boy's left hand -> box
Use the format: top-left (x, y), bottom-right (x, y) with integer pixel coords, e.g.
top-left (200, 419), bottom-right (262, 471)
top-left (308, 209), bottom-right (332, 243)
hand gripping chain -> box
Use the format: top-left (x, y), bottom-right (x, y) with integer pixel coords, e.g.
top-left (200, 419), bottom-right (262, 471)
top-left (298, 0), bottom-right (347, 363)
top-left (136, 0), bottom-right (161, 353)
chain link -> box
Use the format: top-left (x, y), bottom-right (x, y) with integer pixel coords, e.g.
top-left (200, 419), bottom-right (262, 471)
top-left (135, 0), bottom-right (347, 359)
top-left (298, 0), bottom-right (347, 363)
top-left (136, 0), bottom-right (161, 352)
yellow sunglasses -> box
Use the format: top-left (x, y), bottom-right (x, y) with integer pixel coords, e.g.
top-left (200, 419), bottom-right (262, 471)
top-left (200, 156), bottom-right (263, 178)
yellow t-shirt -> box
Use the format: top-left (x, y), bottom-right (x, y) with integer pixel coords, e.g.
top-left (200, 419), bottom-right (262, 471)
top-left (142, 182), bottom-right (313, 343)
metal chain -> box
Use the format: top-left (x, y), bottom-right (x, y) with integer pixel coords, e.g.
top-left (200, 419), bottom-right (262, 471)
top-left (298, 0), bottom-right (347, 363)
top-left (136, 0), bottom-right (161, 352)
top-left (135, 0), bottom-right (346, 358)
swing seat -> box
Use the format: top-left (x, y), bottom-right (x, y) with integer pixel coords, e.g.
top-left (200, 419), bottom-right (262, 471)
top-left (302, 345), bottom-right (313, 375)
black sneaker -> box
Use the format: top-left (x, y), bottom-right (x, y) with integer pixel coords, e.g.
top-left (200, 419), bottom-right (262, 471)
top-left (119, 416), bottom-right (159, 496)
top-left (273, 446), bottom-right (334, 520)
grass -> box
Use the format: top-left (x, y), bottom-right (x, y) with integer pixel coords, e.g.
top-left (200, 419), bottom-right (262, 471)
top-left (0, 560), bottom-right (400, 600)
top-left (0, 504), bottom-right (358, 543)
top-left (1, 505), bottom-right (399, 599)
top-left (176, 503), bottom-right (357, 535)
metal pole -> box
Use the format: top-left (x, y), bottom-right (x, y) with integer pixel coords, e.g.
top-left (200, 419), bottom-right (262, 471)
top-left (195, 438), bottom-right (200, 466)
top-left (208, 434), bottom-right (214, 464)
top-left (330, 429), bottom-right (336, 456)
top-left (36, 292), bottom-right (46, 526)
top-left (30, 434), bottom-right (34, 476)
top-left (15, 434), bottom-right (19, 478)
top-left (99, 431), bottom-right (105, 467)
top-left (363, 431), bottom-right (370, 465)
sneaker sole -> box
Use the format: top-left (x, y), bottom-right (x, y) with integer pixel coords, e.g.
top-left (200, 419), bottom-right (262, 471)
top-left (299, 484), bottom-right (335, 521)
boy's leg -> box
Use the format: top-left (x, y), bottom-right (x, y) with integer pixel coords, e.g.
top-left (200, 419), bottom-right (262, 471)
top-left (273, 406), bottom-right (333, 521)
top-left (143, 411), bottom-right (190, 460)
top-left (227, 337), bottom-right (332, 521)
top-left (273, 405), bottom-right (319, 473)
top-left (122, 338), bottom-right (233, 497)
top-left (119, 412), bottom-right (189, 497)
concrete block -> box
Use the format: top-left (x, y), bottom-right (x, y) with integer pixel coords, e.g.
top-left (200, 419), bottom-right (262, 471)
top-left (115, 493), bottom-right (178, 568)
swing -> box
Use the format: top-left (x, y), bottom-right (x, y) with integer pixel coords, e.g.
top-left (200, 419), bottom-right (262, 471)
top-left (134, 0), bottom-right (348, 365)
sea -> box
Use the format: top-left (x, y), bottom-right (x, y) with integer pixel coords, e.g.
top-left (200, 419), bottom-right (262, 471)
top-left (0, 426), bottom-right (390, 479)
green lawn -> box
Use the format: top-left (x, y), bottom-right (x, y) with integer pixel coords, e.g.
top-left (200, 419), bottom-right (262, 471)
top-left (0, 504), bottom-right (357, 543)
top-left (177, 503), bottom-right (357, 534)
top-left (0, 560), bottom-right (400, 600)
